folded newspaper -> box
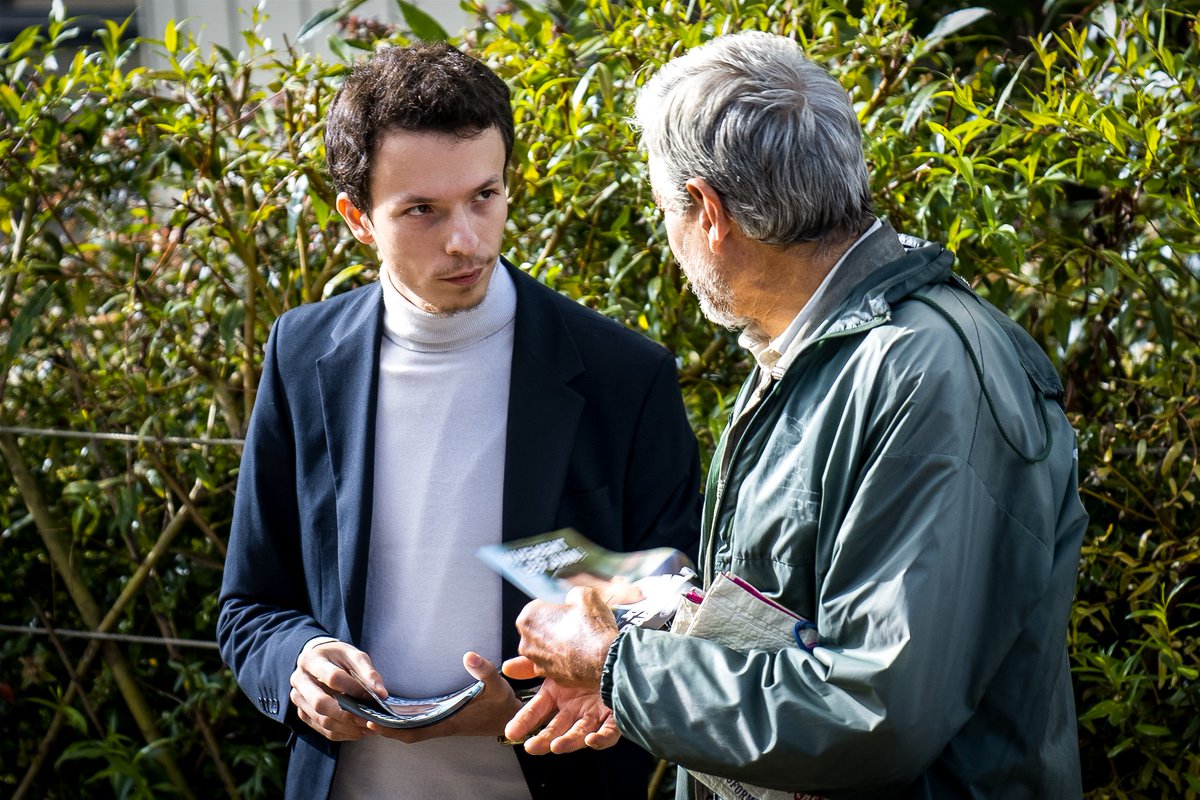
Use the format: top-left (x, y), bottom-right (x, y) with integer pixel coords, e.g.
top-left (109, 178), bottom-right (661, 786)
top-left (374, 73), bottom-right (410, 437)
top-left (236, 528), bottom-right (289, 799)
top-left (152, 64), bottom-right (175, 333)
top-left (475, 528), bottom-right (696, 630)
top-left (675, 572), bottom-right (825, 800)
top-left (336, 673), bottom-right (484, 729)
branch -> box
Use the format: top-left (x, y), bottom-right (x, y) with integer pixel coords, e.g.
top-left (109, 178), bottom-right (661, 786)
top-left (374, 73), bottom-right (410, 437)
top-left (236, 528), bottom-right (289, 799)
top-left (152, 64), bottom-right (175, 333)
top-left (0, 432), bottom-right (197, 800)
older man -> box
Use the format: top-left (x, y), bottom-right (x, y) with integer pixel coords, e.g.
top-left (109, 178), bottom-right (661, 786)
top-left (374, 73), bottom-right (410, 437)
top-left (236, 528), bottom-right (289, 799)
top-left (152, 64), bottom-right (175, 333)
top-left (504, 31), bottom-right (1087, 800)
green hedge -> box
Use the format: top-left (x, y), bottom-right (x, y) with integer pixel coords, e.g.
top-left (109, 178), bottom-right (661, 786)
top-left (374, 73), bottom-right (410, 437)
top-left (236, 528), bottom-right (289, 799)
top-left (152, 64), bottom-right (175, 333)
top-left (0, 0), bottom-right (1196, 797)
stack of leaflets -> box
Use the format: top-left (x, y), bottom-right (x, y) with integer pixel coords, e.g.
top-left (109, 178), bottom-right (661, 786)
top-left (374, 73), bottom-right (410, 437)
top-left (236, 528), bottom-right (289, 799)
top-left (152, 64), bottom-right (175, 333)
top-left (475, 528), bottom-right (697, 630)
top-left (674, 572), bottom-right (819, 652)
top-left (675, 572), bottom-right (824, 800)
top-left (336, 673), bottom-right (484, 729)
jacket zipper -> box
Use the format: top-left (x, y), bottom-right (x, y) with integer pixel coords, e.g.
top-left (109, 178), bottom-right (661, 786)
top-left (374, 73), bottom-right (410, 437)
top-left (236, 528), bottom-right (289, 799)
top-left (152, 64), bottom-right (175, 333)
top-left (701, 312), bottom-right (892, 584)
top-left (702, 374), bottom-right (780, 584)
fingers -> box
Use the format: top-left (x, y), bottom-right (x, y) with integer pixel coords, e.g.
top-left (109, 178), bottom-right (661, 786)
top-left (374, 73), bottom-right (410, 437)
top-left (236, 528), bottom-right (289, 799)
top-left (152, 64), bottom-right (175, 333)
top-left (342, 649), bottom-right (386, 698)
top-left (525, 706), bottom-right (602, 755)
top-left (547, 709), bottom-right (605, 754)
top-left (288, 679), bottom-right (371, 741)
top-left (583, 717), bottom-right (622, 750)
top-left (299, 641), bottom-right (385, 698)
top-left (500, 655), bottom-right (540, 680)
top-left (522, 714), bottom-right (565, 756)
top-left (542, 709), bottom-right (620, 754)
top-left (504, 684), bottom-right (554, 742)
top-left (291, 641), bottom-right (381, 742)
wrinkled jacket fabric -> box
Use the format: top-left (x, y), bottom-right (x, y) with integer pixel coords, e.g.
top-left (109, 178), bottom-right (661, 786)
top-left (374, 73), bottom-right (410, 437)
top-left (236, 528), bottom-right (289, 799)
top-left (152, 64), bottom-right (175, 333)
top-left (607, 223), bottom-right (1087, 799)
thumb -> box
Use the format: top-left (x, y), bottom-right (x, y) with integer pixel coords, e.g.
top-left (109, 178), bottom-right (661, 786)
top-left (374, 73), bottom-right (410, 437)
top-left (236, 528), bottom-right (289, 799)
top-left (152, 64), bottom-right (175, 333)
top-left (345, 652), bottom-right (387, 698)
top-left (463, 651), bottom-right (501, 684)
top-left (501, 655), bottom-right (540, 681)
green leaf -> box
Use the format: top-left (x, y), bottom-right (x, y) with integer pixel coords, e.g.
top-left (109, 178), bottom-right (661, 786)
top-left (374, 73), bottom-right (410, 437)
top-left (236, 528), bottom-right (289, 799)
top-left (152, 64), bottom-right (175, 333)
top-left (1079, 699), bottom-right (1126, 723)
top-left (5, 284), bottom-right (55, 360)
top-left (1149, 297), bottom-right (1174, 354)
top-left (321, 263), bottom-right (367, 300)
top-left (1099, 114), bottom-right (1120, 149)
top-left (900, 82), bottom-right (941, 135)
top-left (1161, 440), bottom-right (1185, 476)
top-left (397, 0), bottom-right (449, 42)
top-left (923, 8), bottom-right (993, 50)
top-left (1134, 724), bottom-right (1172, 737)
top-left (0, 83), bottom-right (22, 118)
top-left (63, 479), bottom-right (100, 498)
top-left (327, 34), bottom-right (356, 63)
top-left (1019, 110), bottom-right (1059, 127)
top-left (4, 25), bottom-right (42, 64)
top-left (298, 0), bottom-right (368, 43)
top-left (219, 301), bottom-right (245, 348)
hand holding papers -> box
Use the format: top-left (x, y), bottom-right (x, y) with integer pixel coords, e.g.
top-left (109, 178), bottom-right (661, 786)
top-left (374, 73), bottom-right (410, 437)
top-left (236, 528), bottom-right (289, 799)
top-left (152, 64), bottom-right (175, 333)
top-left (477, 528), bottom-right (698, 631)
top-left (490, 534), bottom-right (689, 753)
top-left (336, 673), bottom-right (485, 730)
top-left (502, 586), bottom-right (623, 752)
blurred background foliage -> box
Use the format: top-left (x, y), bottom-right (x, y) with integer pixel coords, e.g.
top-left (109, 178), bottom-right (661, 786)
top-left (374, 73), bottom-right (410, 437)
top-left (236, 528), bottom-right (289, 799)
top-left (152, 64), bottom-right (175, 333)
top-left (0, 0), bottom-right (1196, 797)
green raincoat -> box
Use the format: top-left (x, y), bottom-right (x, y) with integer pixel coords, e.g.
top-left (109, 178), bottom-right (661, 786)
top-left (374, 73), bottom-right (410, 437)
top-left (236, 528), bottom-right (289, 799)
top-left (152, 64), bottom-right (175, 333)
top-left (603, 222), bottom-right (1087, 799)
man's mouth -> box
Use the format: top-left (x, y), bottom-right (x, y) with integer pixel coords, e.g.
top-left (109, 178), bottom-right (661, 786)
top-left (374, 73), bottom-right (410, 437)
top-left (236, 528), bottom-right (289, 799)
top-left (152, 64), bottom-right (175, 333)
top-left (441, 266), bottom-right (487, 287)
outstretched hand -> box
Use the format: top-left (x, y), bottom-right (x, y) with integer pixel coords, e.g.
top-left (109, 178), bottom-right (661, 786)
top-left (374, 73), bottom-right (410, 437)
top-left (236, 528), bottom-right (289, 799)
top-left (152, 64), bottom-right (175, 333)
top-left (501, 587), bottom-right (623, 753)
top-left (501, 669), bottom-right (621, 754)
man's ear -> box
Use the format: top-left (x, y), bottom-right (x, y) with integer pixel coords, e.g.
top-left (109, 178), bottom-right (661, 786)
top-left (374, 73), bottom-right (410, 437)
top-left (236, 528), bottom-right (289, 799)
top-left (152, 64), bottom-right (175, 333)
top-left (336, 192), bottom-right (375, 245)
top-left (684, 178), bottom-right (730, 253)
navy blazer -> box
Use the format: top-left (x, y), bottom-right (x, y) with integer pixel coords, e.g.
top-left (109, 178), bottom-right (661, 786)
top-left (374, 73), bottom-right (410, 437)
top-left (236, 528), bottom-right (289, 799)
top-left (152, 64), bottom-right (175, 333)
top-left (217, 262), bottom-right (701, 798)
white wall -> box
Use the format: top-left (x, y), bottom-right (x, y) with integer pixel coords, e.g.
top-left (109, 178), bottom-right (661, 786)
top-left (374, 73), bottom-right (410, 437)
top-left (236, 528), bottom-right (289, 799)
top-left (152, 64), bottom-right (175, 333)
top-left (136, 0), bottom-right (474, 61)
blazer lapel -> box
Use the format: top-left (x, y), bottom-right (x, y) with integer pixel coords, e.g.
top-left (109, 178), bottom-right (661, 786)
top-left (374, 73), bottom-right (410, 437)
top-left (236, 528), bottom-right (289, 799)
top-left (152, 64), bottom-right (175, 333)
top-left (501, 265), bottom-right (585, 655)
top-left (316, 287), bottom-right (383, 642)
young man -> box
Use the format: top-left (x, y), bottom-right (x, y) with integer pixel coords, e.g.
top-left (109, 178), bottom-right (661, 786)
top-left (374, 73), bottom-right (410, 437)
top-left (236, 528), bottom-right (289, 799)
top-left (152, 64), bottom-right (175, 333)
top-left (216, 43), bottom-right (700, 799)
top-left (505, 31), bottom-right (1087, 800)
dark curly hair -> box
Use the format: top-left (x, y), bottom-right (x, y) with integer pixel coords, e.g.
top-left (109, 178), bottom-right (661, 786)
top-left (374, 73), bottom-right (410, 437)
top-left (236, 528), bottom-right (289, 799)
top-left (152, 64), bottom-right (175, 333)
top-left (325, 43), bottom-right (515, 214)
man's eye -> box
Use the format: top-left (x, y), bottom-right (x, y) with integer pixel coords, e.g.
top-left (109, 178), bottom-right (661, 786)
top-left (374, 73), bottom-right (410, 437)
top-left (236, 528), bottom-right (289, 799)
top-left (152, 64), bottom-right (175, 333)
top-left (405, 204), bottom-right (432, 216)
top-left (476, 189), bottom-right (498, 201)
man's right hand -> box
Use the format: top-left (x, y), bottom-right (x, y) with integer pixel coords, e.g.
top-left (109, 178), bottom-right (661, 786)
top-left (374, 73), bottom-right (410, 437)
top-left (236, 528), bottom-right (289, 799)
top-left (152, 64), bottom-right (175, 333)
top-left (290, 640), bottom-right (385, 741)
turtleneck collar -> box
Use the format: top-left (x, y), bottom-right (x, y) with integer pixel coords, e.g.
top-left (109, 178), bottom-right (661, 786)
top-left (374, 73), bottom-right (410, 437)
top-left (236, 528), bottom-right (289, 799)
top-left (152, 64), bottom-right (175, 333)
top-left (380, 259), bottom-right (517, 352)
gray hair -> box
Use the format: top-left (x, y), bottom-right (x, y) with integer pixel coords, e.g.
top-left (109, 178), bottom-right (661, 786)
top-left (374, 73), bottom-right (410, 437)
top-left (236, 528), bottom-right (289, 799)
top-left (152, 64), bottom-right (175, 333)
top-left (635, 31), bottom-right (874, 245)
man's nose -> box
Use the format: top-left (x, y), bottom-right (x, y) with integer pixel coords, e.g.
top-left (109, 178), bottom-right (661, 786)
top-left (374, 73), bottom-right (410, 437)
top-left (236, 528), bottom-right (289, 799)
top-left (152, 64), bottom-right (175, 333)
top-left (445, 208), bottom-right (479, 255)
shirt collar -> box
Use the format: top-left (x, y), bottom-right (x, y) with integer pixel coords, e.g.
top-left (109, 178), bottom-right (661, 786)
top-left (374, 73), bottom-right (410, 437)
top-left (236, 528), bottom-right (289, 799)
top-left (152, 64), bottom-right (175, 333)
top-left (739, 218), bottom-right (883, 378)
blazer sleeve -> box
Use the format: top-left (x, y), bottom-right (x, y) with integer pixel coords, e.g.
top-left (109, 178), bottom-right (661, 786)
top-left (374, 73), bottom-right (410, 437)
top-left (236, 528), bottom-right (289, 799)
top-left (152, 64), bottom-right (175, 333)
top-left (619, 353), bottom-right (702, 561)
top-left (216, 318), bottom-right (330, 732)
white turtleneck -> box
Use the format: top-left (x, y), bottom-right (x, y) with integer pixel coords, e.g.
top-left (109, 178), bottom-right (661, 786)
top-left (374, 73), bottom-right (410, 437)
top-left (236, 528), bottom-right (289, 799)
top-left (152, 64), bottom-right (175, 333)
top-left (330, 262), bottom-right (530, 800)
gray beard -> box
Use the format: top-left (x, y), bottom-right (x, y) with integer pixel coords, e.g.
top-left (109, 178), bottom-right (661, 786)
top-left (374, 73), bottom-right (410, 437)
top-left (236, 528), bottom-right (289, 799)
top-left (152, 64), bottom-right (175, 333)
top-left (686, 263), bottom-right (752, 331)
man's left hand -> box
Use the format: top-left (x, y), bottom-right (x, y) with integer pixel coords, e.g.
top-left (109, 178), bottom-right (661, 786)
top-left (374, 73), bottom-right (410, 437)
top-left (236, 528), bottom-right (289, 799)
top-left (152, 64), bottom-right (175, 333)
top-left (501, 677), bottom-right (621, 754)
top-left (499, 587), bottom-right (622, 753)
